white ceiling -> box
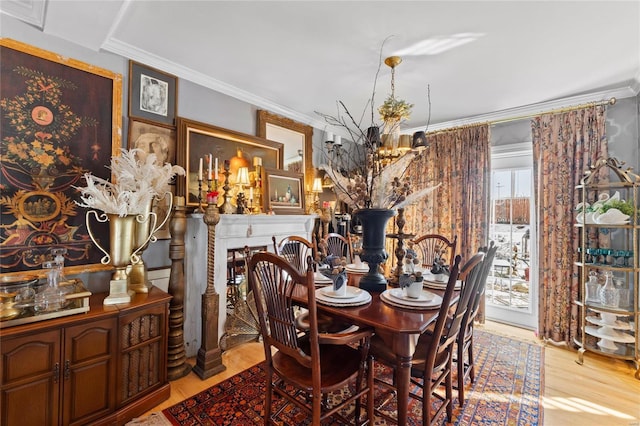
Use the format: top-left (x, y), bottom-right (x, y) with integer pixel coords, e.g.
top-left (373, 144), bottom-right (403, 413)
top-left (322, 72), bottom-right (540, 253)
top-left (3, 1), bottom-right (640, 134)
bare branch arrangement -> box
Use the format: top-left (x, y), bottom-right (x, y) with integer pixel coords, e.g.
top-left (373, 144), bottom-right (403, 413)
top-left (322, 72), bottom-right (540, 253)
top-left (315, 39), bottom-right (439, 211)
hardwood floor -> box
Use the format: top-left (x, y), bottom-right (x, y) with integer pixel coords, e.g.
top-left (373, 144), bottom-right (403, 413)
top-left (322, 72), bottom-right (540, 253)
top-left (143, 321), bottom-right (640, 425)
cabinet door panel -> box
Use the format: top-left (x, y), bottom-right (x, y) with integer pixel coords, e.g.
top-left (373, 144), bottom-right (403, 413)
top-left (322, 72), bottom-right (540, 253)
top-left (0, 329), bottom-right (60, 426)
top-left (117, 304), bottom-right (167, 406)
top-left (63, 318), bottom-right (117, 426)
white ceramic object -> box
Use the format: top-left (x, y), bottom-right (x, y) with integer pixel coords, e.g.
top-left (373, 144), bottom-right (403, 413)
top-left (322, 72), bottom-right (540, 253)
top-left (593, 208), bottom-right (630, 224)
top-left (405, 281), bottom-right (424, 298)
top-left (600, 312), bottom-right (619, 325)
top-left (576, 211), bottom-right (595, 224)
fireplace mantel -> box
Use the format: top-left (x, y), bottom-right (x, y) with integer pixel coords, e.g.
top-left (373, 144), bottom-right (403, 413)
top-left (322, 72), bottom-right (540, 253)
top-left (184, 214), bottom-right (316, 355)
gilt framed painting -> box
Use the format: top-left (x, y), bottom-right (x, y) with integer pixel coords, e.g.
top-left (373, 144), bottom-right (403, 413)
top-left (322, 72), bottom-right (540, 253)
top-left (0, 38), bottom-right (122, 276)
top-left (176, 118), bottom-right (283, 209)
top-left (263, 168), bottom-right (305, 215)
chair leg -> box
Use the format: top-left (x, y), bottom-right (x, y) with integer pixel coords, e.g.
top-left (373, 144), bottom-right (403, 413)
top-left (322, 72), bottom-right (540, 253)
top-left (457, 340), bottom-right (465, 407)
top-left (423, 374), bottom-right (432, 426)
top-left (367, 356), bottom-right (374, 425)
top-left (468, 334), bottom-right (476, 383)
top-left (265, 370), bottom-right (273, 425)
top-left (446, 359), bottom-right (454, 422)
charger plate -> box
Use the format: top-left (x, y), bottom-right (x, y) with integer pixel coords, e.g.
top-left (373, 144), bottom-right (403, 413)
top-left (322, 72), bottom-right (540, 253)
top-left (422, 279), bottom-right (462, 290)
top-left (319, 286), bottom-right (363, 299)
top-left (315, 287), bottom-right (371, 307)
top-left (387, 287), bottom-right (436, 304)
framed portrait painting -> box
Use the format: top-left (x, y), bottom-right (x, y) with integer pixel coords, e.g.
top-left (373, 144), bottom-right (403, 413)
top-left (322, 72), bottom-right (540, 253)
top-left (263, 168), bottom-right (305, 215)
top-left (0, 38), bottom-right (122, 276)
top-left (128, 117), bottom-right (177, 166)
top-left (129, 61), bottom-right (177, 126)
top-left (176, 118), bottom-right (283, 209)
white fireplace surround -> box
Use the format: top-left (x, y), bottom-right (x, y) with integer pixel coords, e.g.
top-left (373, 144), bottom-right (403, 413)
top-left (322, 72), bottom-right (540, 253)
top-left (183, 214), bottom-right (316, 356)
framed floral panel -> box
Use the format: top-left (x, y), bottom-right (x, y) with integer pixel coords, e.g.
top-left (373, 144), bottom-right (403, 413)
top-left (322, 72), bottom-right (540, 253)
top-left (129, 61), bottom-right (177, 126)
top-left (176, 118), bottom-right (283, 209)
top-left (0, 38), bottom-right (122, 276)
top-left (263, 168), bottom-right (305, 215)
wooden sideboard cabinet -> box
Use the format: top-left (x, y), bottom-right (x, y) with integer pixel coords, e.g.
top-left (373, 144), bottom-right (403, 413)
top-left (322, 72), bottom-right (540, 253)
top-left (0, 287), bottom-right (172, 426)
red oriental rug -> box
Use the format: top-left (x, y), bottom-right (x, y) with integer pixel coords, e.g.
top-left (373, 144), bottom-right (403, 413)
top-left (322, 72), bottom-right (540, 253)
top-left (154, 330), bottom-right (544, 425)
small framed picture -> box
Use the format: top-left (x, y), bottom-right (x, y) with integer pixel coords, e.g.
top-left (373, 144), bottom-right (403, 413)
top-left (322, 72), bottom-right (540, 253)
top-left (128, 117), bottom-right (177, 166)
top-left (129, 61), bottom-right (177, 126)
top-left (264, 168), bottom-right (305, 215)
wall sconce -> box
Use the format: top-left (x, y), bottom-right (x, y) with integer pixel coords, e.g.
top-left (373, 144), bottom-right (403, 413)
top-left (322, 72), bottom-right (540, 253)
top-left (235, 166), bottom-right (250, 214)
top-left (325, 132), bottom-right (343, 158)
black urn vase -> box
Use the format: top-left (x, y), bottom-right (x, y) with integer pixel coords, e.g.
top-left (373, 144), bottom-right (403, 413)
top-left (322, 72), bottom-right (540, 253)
top-left (354, 208), bottom-right (396, 293)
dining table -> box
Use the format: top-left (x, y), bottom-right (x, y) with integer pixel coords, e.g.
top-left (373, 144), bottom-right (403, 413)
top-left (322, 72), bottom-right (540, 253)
top-left (295, 281), bottom-right (456, 426)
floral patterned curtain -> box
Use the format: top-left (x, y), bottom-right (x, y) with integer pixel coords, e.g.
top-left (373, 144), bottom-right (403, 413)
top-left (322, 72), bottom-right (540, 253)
top-left (403, 124), bottom-right (491, 265)
top-left (531, 106), bottom-right (607, 344)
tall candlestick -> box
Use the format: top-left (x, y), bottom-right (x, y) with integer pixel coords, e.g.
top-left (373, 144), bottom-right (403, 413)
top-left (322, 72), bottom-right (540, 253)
top-left (198, 157), bottom-right (203, 181)
top-left (214, 157), bottom-right (219, 180)
top-left (208, 154), bottom-right (212, 179)
top-left (249, 187), bottom-right (253, 201)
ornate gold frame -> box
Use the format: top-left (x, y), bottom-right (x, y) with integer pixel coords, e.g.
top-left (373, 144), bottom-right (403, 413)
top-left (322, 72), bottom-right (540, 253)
top-left (256, 110), bottom-right (314, 191)
top-left (0, 38), bottom-right (122, 278)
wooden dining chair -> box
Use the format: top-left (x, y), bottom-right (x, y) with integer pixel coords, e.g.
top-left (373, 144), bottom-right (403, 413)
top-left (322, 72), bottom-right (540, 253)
top-left (456, 241), bottom-right (498, 405)
top-left (410, 234), bottom-right (458, 268)
top-left (369, 251), bottom-right (484, 425)
top-left (272, 235), bottom-right (316, 274)
top-left (321, 232), bottom-right (352, 263)
top-left (247, 251), bottom-right (374, 425)
top-left (272, 235), bottom-right (352, 334)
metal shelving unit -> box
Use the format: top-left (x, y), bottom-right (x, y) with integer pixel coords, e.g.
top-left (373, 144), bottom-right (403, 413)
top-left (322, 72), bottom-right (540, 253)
top-left (575, 157), bottom-right (639, 380)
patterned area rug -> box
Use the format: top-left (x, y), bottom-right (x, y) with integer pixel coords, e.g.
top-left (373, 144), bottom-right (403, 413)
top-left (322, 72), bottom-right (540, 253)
top-left (154, 330), bottom-right (544, 425)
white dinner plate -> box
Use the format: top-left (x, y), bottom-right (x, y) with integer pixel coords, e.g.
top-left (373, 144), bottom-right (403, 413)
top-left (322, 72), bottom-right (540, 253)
top-left (423, 272), bottom-right (447, 283)
top-left (314, 272), bottom-right (332, 284)
top-left (345, 264), bottom-right (369, 272)
top-left (422, 280), bottom-right (462, 290)
top-left (388, 287), bottom-right (435, 303)
top-left (315, 287), bottom-right (371, 307)
top-left (320, 286), bottom-right (363, 299)
top-left (380, 289), bottom-right (442, 309)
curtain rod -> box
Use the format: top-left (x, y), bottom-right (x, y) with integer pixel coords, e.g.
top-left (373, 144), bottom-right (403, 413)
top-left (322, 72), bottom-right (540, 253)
top-left (424, 97), bottom-right (617, 133)
top-left (427, 121), bottom-right (490, 135)
top-left (490, 97), bottom-right (617, 126)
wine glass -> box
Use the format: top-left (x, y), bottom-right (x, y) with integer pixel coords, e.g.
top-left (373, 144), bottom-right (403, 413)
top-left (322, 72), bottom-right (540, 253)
top-left (601, 248), bottom-right (614, 265)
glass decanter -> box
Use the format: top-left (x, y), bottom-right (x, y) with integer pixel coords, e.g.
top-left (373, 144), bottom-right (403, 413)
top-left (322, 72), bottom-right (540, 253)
top-left (585, 271), bottom-right (600, 303)
top-left (599, 270), bottom-right (619, 308)
top-left (34, 261), bottom-right (66, 313)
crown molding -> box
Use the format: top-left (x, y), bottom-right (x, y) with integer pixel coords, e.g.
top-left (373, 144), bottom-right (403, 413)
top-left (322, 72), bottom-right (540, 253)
top-left (101, 38), bottom-right (329, 131)
top-left (103, 36), bottom-right (638, 136)
top-left (0, 0), bottom-right (47, 29)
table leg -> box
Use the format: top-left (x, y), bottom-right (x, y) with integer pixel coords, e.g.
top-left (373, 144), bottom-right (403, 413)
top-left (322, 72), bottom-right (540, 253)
top-left (390, 333), bottom-right (419, 426)
top-left (395, 355), bottom-right (413, 425)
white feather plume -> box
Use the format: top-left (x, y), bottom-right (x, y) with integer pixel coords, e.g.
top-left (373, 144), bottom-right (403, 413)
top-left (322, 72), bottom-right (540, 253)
top-left (74, 148), bottom-right (185, 216)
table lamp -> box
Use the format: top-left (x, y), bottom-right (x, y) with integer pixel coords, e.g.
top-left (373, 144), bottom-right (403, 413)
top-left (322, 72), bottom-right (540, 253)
top-left (312, 177), bottom-right (323, 209)
top-left (235, 166), bottom-right (250, 214)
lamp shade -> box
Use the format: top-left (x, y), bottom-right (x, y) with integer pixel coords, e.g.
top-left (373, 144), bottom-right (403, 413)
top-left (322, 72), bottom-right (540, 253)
top-left (398, 134), bottom-right (412, 153)
top-left (366, 126), bottom-right (381, 147)
top-left (235, 166), bottom-right (250, 186)
top-left (312, 177), bottom-right (323, 193)
top-left (412, 131), bottom-right (428, 151)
